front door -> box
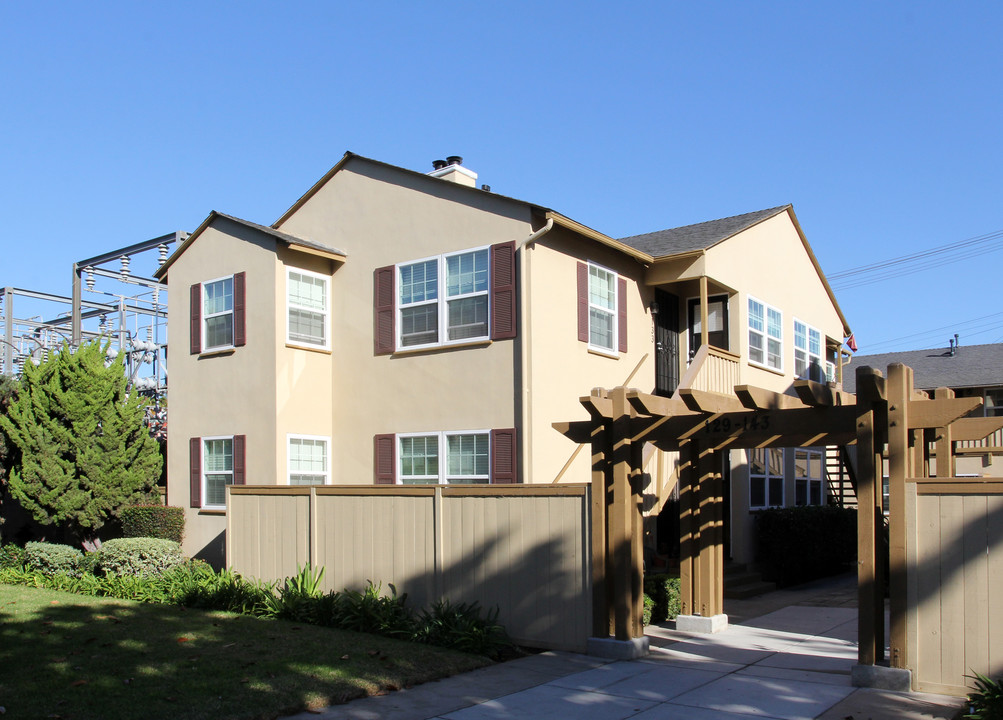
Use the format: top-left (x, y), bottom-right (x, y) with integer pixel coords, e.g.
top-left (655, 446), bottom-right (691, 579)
top-left (687, 294), bottom-right (729, 360)
top-left (654, 289), bottom-right (680, 397)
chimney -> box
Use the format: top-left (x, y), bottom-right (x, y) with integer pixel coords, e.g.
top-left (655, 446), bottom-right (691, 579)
top-left (428, 155), bottom-right (478, 187)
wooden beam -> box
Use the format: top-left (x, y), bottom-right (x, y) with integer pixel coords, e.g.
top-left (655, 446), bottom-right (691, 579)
top-left (625, 388), bottom-right (693, 417)
top-left (581, 391), bottom-right (614, 420)
top-left (933, 387), bottom-right (955, 478)
top-left (678, 441), bottom-right (697, 617)
top-left (680, 388), bottom-right (746, 413)
top-left (590, 423), bottom-right (612, 637)
top-left (948, 416), bottom-right (1003, 442)
top-left (855, 366), bottom-right (887, 400)
top-left (553, 420), bottom-right (595, 444)
top-left (906, 396), bottom-right (983, 429)
top-left (887, 363), bottom-right (911, 670)
top-left (735, 384), bottom-right (807, 410)
top-left (856, 365), bottom-right (884, 666)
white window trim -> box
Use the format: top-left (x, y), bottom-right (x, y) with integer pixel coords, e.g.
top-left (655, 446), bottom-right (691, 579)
top-left (202, 274), bottom-right (235, 352)
top-left (396, 246), bottom-right (491, 351)
top-left (202, 435), bottom-right (233, 511)
top-left (747, 295), bottom-right (783, 373)
top-left (794, 447), bottom-right (824, 507)
top-left (587, 261), bottom-right (619, 357)
top-left (748, 447), bottom-right (785, 510)
top-left (286, 433), bottom-right (330, 485)
top-left (396, 430), bottom-right (491, 484)
top-left (793, 318), bottom-right (824, 382)
top-left (286, 267), bottom-right (331, 350)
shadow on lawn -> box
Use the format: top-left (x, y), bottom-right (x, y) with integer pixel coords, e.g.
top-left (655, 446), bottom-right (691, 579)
top-left (0, 589), bottom-right (481, 720)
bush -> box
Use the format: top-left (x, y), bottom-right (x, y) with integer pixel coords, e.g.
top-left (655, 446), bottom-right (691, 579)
top-left (96, 537), bottom-right (185, 577)
top-left (642, 593), bottom-right (654, 626)
top-left (120, 505), bottom-right (184, 543)
top-left (644, 574), bottom-right (681, 624)
top-left (414, 599), bottom-right (510, 657)
top-left (966, 672), bottom-right (1003, 719)
top-left (0, 543), bottom-right (25, 569)
top-left (24, 541), bottom-right (83, 576)
top-left (755, 505), bottom-right (857, 587)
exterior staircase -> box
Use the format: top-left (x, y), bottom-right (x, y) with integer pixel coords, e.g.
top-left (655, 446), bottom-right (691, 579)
top-left (723, 562), bottom-right (776, 599)
top-left (825, 445), bottom-right (857, 508)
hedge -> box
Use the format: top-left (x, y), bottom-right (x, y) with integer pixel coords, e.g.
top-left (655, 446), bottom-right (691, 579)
top-left (755, 505), bottom-right (857, 586)
top-left (120, 505), bottom-right (184, 543)
top-left (96, 537), bottom-right (185, 577)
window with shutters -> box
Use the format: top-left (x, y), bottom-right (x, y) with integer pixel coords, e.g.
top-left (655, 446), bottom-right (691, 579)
top-left (748, 296), bottom-right (783, 371)
top-left (398, 431), bottom-right (491, 484)
top-left (587, 263), bottom-right (617, 352)
top-left (287, 269), bottom-right (329, 349)
top-left (202, 436), bottom-right (233, 510)
top-left (202, 277), bottom-right (234, 351)
top-left (793, 319), bottom-right (824, 382)
top-left (397, 247), bottom-right (490, 349)
top-left (287, 435), bottom-right (329, 485)
top-left (749, 447), bottom-right (785, 510)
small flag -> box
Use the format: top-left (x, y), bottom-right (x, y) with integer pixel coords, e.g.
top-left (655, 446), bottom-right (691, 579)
top-left (846, 334), bottom-right (858, 352)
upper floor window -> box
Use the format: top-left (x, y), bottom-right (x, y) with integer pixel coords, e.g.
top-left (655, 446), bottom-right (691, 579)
top-left (588, 264), bottom-right (617, 352)
top-left (287, 269), bottom-right (329, 349)
top-left (288, 435), bottom-right (329, 485)
top-left (203, 277), bottom-right (234, 350)
top-left (793, 320), bottom-right (824, 382)
top-left (190, 272), bottom-right (245, 355)
top-left (748, 297), bottom-right (782, 371)
top-left (398, 248), bottom-right (490, 349)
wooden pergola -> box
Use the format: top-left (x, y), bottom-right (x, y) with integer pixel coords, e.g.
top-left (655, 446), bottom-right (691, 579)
top-left (555, 363), bottom-right (1003, 674)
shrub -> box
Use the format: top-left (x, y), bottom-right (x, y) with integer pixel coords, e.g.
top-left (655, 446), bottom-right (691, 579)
top-left (120, 505), bottom-right (184, 543)
top-left (161, 561), bottom-right (273, 614)
top-left (336, 582), bottom-right (415, 639)
top-left (642, 593), bottom-right (654, 626)
top-left (755, 505), bottom-right (857, 587)
top-left (966, 672), bottom-right (1003, 720)
top-left (0, 543), bottom-right (25, 570)
top-left (261, 565), bottom-right (326, 622)
top-left (414, 599), bottom-right (510, 657)
top-left (24, 541), bottom-right (83, 576)
top-left (643, 574), bottom-right (681, 624)
top-left (96, 537), bottom-right (185, 577)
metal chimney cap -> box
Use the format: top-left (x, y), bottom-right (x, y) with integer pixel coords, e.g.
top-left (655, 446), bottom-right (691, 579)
top-left (432, 159), bottom-right (448, 170)
top-left (446, 155), bottom-right (463, 166)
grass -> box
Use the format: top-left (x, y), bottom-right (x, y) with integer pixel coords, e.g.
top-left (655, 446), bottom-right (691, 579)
top-left (0, 584), bottom-right (491, 720)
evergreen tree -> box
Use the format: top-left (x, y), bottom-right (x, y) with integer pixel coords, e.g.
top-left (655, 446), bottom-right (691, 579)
top-left (0, 341), bottom-right (162, 549)
top-left (0, 374), bottom-right (16, 484)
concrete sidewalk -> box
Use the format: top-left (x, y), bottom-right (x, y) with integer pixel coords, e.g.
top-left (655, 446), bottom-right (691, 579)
top-left (289, 575), bottom-right (966, 720)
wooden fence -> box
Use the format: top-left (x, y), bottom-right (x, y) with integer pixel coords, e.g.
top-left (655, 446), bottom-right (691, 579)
top-left (226, 484), bottom-right (593, 652)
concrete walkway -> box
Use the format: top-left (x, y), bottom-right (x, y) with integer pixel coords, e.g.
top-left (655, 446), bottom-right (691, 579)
top-left (290, 574), bottom-right (966, 720)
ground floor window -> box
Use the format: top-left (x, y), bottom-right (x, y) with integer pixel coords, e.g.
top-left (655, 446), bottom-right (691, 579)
top-left (749, 447), bottom-right (784, 509)
top-left (399, 431), bottom-right (489, 484)
top-left (203, 437), bottom-right (233, 509)
top-left (794, 448), bottom-right (824, 506)
top-left (288, 435), bottom-right (329, 485)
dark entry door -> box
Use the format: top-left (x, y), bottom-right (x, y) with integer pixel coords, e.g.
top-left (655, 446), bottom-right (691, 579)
top-left (687, 294), bottom-right (729, 360)
top-left (654, 289), bottom-right (679, 398)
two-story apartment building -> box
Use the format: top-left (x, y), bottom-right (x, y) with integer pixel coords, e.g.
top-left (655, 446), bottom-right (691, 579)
top-left (155, 153), bottom-right (851, 566)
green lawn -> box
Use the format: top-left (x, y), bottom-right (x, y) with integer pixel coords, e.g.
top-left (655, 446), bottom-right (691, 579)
top-left (0, 584), bottom-right (490, 720)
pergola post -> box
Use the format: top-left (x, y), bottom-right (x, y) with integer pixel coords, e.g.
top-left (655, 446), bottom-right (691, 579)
top-left (855, 366), bottom-right (885, 666)
top-left (887, 363), bottom-right (913, 670)
top-left (590, 421), bottom-right (612, 638)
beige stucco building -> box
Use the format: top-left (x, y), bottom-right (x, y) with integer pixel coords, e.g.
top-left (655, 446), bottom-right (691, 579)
top-left (156, 153), bottom-right (852, 567)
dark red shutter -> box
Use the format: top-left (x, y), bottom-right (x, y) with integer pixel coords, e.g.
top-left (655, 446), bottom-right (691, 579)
top-left (374, 434), bottom-right (396, 484)
top-left (233, 435), bottom-right (246, 485)
top-left (490, 241), bottom-right (517, 340)
top-left (233, 272), bottom-right (246, 347)
top-left (374, 266), bottom-right (395, 355)
top-left (617, 277), bottom-right (628, 353)
top-left (491, 428), bottom-right (517, 484)
top-left (577, 262), bottom-right (588, 343)
top-left (190, 284), bottom-right (201, 354)
top-left (189, 437), bottom-right (202, 508)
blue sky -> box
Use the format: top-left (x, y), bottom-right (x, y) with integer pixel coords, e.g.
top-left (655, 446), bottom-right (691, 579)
top-left (2, 2), bottom-right (1001, 354)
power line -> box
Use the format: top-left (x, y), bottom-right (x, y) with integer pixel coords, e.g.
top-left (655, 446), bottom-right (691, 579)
top-left (858, 311), bottom-right (1003, 353)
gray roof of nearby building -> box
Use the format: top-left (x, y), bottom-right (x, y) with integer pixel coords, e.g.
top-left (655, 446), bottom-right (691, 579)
top-left (214, 212), bottom-right (346, 257)
top-left (843, 343), bottom-right (1003, 393)
top-left (617, 205), bottom-right (791, 258)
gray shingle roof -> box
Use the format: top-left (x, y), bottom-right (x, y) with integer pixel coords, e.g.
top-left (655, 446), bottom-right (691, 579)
top-left (842, 343), bottom-right (1003, 393)
top-left (215, 212), bottom-right (346, 257)
top-left (618, 206), bottom-right (791, 258)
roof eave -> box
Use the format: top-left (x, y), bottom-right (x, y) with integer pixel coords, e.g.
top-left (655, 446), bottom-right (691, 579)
top-left (546, 212), bottom-right (653, 264)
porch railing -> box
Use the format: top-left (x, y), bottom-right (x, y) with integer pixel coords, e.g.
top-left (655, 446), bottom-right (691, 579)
top-left (686, 345), bottom-right (742, 395)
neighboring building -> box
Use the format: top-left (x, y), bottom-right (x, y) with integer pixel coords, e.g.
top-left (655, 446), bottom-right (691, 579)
top-left (844, 342), bottom-right (1003, 478)
top-left (155, 153), bottom-right (852, 566)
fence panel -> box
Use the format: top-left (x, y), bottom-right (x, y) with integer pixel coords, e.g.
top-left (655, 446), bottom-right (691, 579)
top-left (227, 484), bottom-right (592, 651)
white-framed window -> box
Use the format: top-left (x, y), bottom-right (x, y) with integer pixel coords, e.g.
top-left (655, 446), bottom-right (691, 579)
top-left (986, 389), bottom-right (1003, 417)
top-left (794, 448), bottom-right (824, 506)
top-left (398, 431), bottom-right (490, 485)
top-left (287, 435), bottom-right (329, 485)
top-left (588, 262), bottom-right (618, 352)
top-left (748, 296), bottom-right (782, 371)
top-left (203, 276), bottom-right (234, 351)
top-left (397, 247), bottom-right (490, 349)
top-left (287, 269), bottom-right (329, 349)
top-left (202, 436), bottom-right (233, 510)
top-left (749, 447), bottom-right (784, 509)
top-left (793, 319), bottom-right (824, 382)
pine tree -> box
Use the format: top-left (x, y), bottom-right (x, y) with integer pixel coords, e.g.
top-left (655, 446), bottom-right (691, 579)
top-left (0, 341), bottom-right (162, 549)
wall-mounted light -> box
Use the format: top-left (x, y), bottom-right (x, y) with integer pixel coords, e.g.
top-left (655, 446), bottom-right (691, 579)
top-left (649, 301), bottom-right (660, 315)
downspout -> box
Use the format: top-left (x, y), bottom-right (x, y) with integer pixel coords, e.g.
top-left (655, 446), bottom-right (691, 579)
top-left (518, 217), bottom-right (554, 484)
